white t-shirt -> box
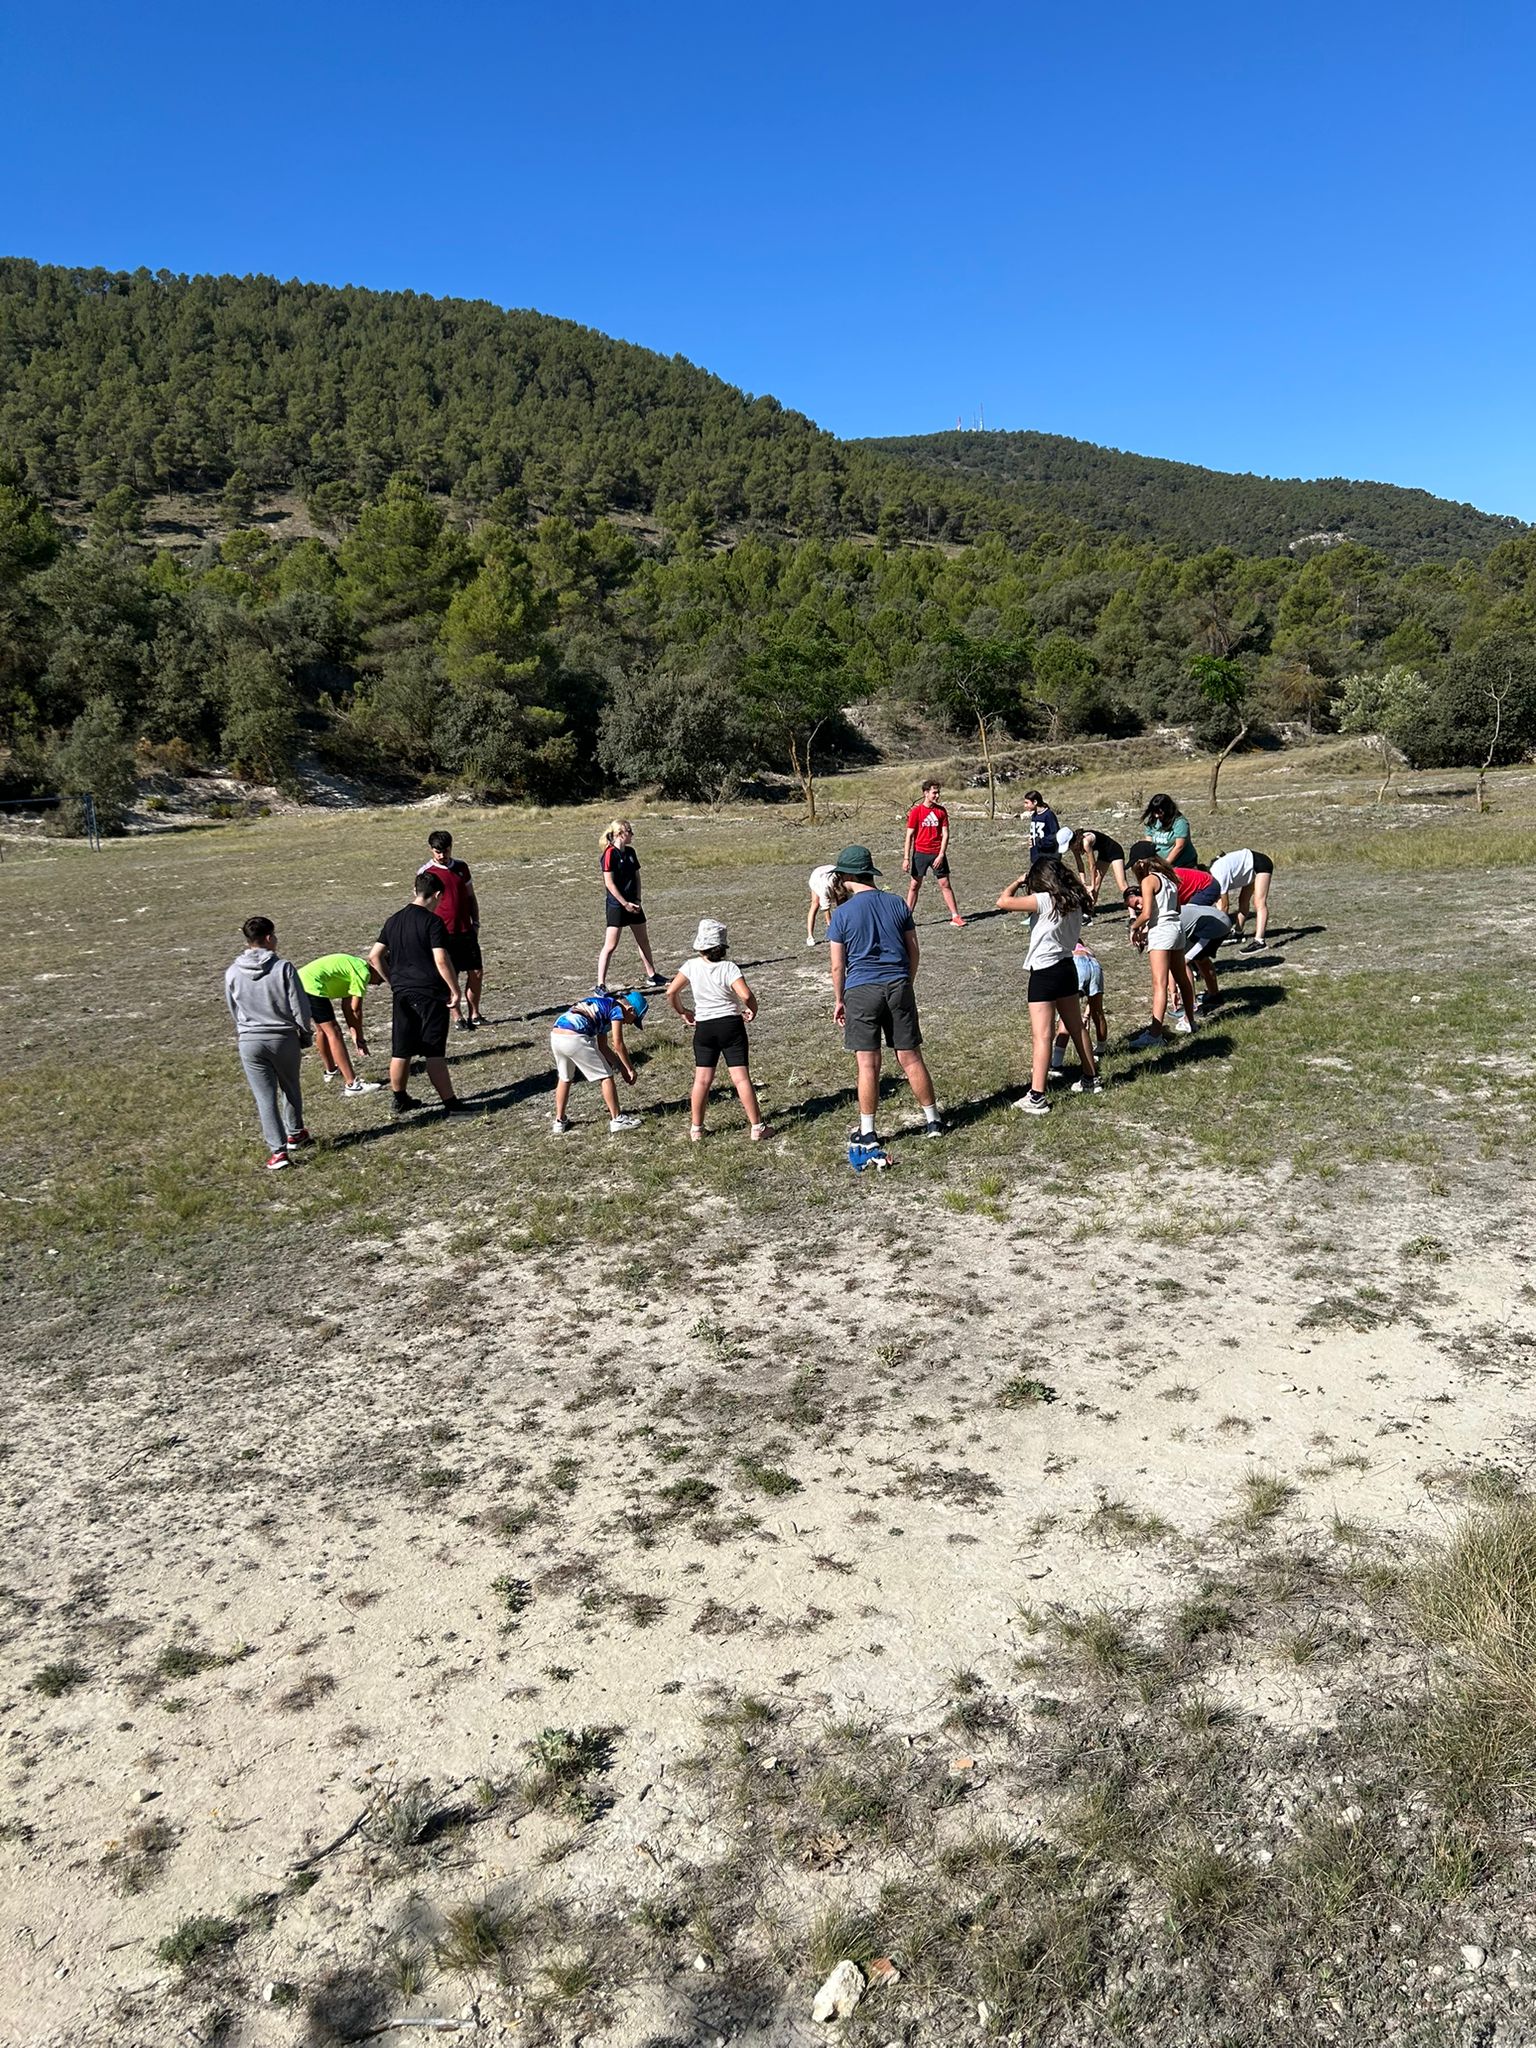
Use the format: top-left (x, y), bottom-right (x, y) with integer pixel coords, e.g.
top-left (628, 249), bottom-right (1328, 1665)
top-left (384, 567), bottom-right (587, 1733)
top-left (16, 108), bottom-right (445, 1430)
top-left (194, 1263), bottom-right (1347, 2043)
top-left (681, 955), bottom-right (744, 1021)
top-left (808, 863), bottom-right (838, 908)
top-left (1210, 850), bottom-right (1255, 894)
top-left (1023, 894), bottom-right (1081, 973)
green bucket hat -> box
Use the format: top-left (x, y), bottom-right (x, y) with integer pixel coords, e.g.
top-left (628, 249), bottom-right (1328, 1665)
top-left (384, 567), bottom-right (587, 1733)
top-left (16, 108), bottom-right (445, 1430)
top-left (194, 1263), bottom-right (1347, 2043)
top-left (833, 844), bottom-right (880, 879)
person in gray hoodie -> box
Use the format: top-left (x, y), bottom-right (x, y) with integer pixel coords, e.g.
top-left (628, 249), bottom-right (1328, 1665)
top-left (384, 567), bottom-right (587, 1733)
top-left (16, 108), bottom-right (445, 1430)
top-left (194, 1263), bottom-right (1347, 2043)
top-left (225, 915), bottom-right (314, 1169)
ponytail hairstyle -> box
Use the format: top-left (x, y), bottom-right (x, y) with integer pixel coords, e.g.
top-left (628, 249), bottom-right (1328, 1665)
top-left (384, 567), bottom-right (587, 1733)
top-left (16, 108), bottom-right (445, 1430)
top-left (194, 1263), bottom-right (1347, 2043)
top-left (1025, 855), bottom-right (1092, 918)
top-left (601, 817), bottom-right (633, 850)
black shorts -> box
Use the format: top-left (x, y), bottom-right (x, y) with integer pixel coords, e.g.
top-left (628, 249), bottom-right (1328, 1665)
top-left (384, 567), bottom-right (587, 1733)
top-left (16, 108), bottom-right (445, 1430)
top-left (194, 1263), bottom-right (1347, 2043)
top-left (843, 978), bottom-right (922, 1053)
top-left (1091, 834), bottom-right (1125, 868)
top-left (1251, 852), bottom-right (1274, 877)
top-left (391, 990), bottom-right (450, 1060)
top-left (1027, 958), bottom-right (1080, 1005)
top-left (448, 928), bottom-right (483, 972)
top-left (911, 849), bottom-right (950, 880)
top-left (604, 897), bottom-right (646, 928)
top-left (693, 1016), bottom-right (750, 1069)
top-left (306, 992), bottom-right (338, 1027)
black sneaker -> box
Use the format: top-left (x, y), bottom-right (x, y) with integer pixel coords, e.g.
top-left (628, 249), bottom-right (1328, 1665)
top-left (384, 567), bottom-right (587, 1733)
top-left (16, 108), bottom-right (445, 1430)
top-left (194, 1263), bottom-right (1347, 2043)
top-left (391, 1093), bottom-right (423, 1114)
top-left (440, 1097), bottom-right (474, 1116)
top-left (643, 972), bottom-right (668, 990)
top-left (923, 1117), bottom-right (946, 1138)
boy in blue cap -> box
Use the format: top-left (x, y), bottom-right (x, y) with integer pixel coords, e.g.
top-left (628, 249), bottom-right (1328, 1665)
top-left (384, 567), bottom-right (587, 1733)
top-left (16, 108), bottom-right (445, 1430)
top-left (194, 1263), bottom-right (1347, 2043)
top-left (549, 989), bottom-right (647, 1136)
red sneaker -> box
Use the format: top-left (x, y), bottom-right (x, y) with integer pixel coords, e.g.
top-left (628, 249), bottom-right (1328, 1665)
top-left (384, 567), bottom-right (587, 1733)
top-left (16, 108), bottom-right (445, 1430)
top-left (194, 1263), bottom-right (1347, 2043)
top-left (265, 1150), bottom-right (291, 1171)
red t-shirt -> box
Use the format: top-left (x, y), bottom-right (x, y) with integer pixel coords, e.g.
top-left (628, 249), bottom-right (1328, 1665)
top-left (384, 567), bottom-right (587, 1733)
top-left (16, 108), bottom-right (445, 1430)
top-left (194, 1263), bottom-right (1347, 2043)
top-left (418, 858), bottom-right (473, 935)
top-left (906, 802), bottom-right (948, 856)
top-left (1173, 866), bottom-right (1216, 906)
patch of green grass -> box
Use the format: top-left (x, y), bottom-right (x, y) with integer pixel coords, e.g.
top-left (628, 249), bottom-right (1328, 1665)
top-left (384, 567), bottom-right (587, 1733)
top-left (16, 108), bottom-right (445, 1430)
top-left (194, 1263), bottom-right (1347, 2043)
top-left (436, 1895), bottom-right (524, 1973)
top-left (156, 1915), bottom-right (240, 1969)
top-left (997, 1375), bottom-right (1058, 1409)
top-left (736, 1456), bottom-right (800, 1497)
top-left (27, 1658), bottom-right (89, 1698)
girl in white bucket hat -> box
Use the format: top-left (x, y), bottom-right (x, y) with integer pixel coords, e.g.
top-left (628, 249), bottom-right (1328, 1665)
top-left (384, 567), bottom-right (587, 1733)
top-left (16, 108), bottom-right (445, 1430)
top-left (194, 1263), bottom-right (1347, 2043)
top-left (665, 918), bottom-right (770, 1143)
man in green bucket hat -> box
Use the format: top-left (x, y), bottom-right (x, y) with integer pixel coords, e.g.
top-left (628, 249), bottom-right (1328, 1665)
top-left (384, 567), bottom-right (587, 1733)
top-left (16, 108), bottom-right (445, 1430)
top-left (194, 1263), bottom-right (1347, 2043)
top-left (825, 844), bottom-right (945, 1166)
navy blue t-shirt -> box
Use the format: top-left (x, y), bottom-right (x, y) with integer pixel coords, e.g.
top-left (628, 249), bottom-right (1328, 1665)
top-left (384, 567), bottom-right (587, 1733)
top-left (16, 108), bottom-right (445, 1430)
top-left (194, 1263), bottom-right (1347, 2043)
top-left (826, 890), bottom-right (916, 989)
top-left (1029, 805), bottom-right (1061, 858)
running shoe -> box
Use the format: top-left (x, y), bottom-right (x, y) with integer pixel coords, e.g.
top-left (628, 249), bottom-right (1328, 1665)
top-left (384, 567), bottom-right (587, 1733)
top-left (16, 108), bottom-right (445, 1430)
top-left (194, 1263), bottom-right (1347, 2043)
top-left (264, 1149), bottom-right (291, 1171)
top-left (950, 915), bottom-right (968, 928)
top-left (551, 1117), bottom-right (570, 1137)
top-left (1242, 938), bottom-right (1267, 953)
top-left (806, 935), bottom-right (818, 948)
top-left (391, 1093), bottom-right (425, 1114)
top-left (1126, 1028), bottom-right (1162, 1051)
top-left (286, 1128), bottom-right (315, 1147)
top-left (1015, 1091), bottom-right (1052, 1116)
top-left (1170, 1015), bottom-right (1194, 1036)
top-left (643, 972), bottom-right (668, 990)
top-left (440, 1097), bottom-right (474, 1115)
top-left (750, 1123), bottom-right (771, 1141)
top-left (342, 1078), bottom-right (382, 1096)
top-left (593, 982), bottom-right (609, 995)
top-left (321, 1068), bottom-right (340, 1085)
top-left (608, 1114), bottom-right (642, 1133)
top-left (1070, 1076), bottom-right (1105, 1095)
top-left (923, 1117), bottom-right (947, 1138)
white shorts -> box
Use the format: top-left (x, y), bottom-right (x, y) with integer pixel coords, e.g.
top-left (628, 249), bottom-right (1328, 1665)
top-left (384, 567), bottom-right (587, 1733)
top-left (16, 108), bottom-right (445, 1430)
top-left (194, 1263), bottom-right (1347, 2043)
top-left (809, 864), bottom-right (839, 910)
top-left (1147, 930), bottom-right (1186, 954)
top-left (551, 1029), bottom-right (610, 1084)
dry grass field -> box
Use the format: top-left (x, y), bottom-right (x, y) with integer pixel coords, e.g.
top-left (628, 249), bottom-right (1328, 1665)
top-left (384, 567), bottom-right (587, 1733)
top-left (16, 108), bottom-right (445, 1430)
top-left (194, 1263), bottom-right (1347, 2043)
top-left (3, 739), bottom-right (1536, 2048)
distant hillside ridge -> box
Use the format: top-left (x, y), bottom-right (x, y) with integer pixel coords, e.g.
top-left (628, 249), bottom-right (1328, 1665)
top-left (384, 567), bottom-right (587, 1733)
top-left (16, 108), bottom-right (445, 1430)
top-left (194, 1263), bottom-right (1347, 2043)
top-left (0, 261), bottom-right (1523, 565)
top-left (855, 429), bottom-right (1527, 566)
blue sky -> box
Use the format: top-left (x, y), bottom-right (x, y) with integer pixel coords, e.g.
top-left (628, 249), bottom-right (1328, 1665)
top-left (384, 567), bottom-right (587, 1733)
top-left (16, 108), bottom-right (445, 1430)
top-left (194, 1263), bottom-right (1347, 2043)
top-left (8, 0), bottom-right (1535, 517)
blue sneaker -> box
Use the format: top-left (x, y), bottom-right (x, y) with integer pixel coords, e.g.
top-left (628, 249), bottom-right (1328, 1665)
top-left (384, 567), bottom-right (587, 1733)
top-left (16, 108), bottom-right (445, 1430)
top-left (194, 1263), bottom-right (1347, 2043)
top-left (848, 1135), bottom-right (893, 1173)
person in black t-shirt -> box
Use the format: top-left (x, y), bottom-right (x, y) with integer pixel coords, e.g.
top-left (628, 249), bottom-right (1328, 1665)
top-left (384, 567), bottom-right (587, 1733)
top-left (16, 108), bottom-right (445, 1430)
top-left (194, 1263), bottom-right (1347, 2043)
top-left (368, 872), bottom-right (470, 1118)
top-left (596, 818), bottom-right (666, 993)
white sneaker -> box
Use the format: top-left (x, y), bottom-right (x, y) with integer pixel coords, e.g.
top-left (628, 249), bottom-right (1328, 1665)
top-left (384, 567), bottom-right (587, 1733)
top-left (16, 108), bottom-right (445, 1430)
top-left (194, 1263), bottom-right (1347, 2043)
top-left (1170, 1015), bottom-right (1194, 1036)
top-left (608, 1115), bottom-right (641, 1134)
top-left (321, 1068), bottom-right (340, 1085)
top-left (806, 935), bottom-right (818, 948)
top-left (1070, 1076), bottom-right (1104, 1095)
top-left (551, 1117), bottom-right (570, 1137)
top-left (342, 1078), bottom-right (382, 1096)
top-left (1014, 1091), bottom-right (1052, 1116)
top-left (1127, 1027), bottom-right (1162, 1050)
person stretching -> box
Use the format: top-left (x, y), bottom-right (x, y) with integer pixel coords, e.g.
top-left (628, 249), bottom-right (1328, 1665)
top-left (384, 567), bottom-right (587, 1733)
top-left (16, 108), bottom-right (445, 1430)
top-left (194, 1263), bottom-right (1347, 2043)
top-left (298, 952), bottom-right (384, 1094)
top-left (225, 916), bottom-right (314, 1170)
top-left (806, 862), bottom-right (845, 946)
top-left (1140, 794), bottom-right (1198, 868)
top-left (549, 990), bottom-right (646, 1136)
top-left (1210, 847), bottom-right (1276, 948)
top-left (1067, 827), bottom-right (1129, 909)
top-left (1126, 853), bottom-right (1198, 1048)
top-left (369, 871), bottom-right (469, 1118)
top-left (996, 858), bottom-right (1100, 1114)
top-left (597, 819), bottom-right (666, 993)
top-left (903, 779), bottom-right (966, 926)
top-left (827, 843), bottom-right (945, 1165)
top-left (667, 918), bottom-right (769, 1142)
top-left (1052, 941), bottom-right (1108, 1075)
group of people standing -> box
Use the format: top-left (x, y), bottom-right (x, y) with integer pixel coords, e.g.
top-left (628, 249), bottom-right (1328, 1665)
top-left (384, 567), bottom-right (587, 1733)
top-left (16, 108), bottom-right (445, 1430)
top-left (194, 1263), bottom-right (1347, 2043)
top-left (223, 788), bottom-right (1277, 1174)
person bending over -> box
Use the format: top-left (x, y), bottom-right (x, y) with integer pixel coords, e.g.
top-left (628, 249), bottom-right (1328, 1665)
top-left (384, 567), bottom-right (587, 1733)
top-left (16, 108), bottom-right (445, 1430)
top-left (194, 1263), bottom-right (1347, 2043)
top-left (549, 990), bottom-right (646, 1136)
top-left (298, 952), bottom-right (383, 1094)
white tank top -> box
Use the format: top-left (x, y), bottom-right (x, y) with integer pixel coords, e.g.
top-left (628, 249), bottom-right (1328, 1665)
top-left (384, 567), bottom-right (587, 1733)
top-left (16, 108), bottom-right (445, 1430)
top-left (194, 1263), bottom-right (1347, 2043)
top-left (1146, 873), bottom-right (1182, 942)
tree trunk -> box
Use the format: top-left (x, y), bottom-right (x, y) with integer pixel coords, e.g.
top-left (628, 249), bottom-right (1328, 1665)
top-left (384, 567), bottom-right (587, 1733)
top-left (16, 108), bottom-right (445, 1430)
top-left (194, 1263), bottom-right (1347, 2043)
top-left (1376, 741), bottom-right (1394, 805)
top-left (977, 715), bottom-right (996, 820)
top-left (1477, 683), bottom-right (1506, 813)
top-left (788, 734), bottom-right (815, 824)
top-left (1208, 721), bottom-right (1249, 810)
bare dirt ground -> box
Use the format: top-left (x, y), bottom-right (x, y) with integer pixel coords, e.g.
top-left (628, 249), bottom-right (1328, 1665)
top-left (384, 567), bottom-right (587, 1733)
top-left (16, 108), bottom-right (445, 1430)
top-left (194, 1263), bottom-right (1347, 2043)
top-left (3, 744), bottom-right (1536, 2047)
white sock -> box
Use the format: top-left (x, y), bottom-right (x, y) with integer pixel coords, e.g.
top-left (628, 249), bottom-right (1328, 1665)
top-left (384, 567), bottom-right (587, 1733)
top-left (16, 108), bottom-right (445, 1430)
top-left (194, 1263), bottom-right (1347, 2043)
top-left (860, 1112), bottom-right (877, 1136)
top-left (923, 1104), bottom-right (941, 1124)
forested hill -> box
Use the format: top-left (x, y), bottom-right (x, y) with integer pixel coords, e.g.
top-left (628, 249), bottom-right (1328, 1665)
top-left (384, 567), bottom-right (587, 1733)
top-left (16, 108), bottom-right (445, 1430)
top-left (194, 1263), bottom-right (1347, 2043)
top-left (857, 430), bottom-right (1525, 566)
top-left (1, 261), bottom-right (1521, 565)
top-left (0, 260), bottom-right (1010, 546)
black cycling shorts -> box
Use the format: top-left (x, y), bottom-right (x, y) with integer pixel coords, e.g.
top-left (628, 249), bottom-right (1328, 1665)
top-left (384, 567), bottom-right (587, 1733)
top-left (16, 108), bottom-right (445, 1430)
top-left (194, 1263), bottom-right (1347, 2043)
top-left (693, 1016), bottom-right (750, 1069)
top-left (1027, 958), bottom-right (1080, 1006)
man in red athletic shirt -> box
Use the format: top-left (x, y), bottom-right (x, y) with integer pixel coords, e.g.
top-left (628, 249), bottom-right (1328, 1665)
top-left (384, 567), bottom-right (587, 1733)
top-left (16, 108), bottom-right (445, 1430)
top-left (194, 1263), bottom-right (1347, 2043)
top-left (902, 780), bottom-right (966, 927)
top-left (418, 829), bottom-right (484, 1030)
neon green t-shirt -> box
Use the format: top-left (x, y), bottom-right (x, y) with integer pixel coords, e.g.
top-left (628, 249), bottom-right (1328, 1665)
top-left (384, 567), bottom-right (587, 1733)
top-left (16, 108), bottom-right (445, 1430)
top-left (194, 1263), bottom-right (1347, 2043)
top-left (299, 953), bottom-right (372, 1000)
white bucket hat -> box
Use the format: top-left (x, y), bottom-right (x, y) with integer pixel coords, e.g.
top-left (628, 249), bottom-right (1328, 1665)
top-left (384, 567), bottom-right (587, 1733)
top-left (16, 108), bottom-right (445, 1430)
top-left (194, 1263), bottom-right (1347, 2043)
top-left (694, 918), bottom-right (728, 952)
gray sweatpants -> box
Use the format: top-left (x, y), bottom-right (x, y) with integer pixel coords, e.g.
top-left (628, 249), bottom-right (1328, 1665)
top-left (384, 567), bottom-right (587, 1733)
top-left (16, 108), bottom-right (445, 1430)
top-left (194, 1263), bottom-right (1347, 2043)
top-left (238, 1035), bottom-right (305, 1152)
